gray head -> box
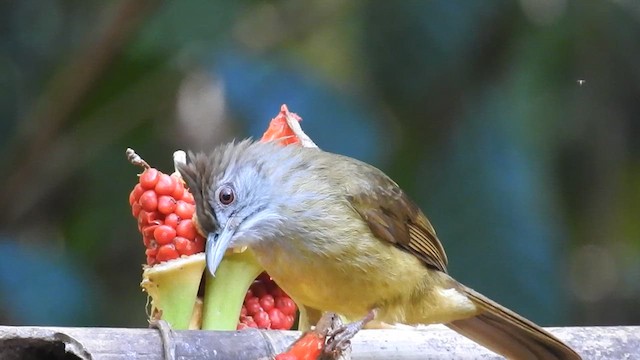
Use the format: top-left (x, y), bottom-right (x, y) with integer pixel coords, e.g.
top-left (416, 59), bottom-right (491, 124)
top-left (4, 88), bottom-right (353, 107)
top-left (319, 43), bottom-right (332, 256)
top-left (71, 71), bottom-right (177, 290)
top-left (178, 140), bottom-right (317, 275)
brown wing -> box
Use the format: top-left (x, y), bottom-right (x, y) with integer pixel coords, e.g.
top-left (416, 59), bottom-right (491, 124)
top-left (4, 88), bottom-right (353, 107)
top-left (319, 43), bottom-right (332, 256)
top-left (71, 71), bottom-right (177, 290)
top-left (346, 175), bottom-right (448, 273)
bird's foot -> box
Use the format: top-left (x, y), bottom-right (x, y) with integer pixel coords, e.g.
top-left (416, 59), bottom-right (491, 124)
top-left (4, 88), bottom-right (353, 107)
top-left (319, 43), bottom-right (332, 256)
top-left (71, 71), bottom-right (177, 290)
top-left (323, 309), bottom-right (376, 356)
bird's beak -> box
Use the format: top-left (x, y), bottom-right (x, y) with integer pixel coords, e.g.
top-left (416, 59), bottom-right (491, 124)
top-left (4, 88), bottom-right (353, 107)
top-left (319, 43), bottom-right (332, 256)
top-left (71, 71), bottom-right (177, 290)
top-left (206, 222), bottom-right (236, 276)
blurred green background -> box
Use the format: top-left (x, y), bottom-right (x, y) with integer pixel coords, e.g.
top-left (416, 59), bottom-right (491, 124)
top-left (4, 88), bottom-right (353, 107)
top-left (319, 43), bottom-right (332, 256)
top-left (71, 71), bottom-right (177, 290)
top-left (1, 0), bottom-right (638, 328)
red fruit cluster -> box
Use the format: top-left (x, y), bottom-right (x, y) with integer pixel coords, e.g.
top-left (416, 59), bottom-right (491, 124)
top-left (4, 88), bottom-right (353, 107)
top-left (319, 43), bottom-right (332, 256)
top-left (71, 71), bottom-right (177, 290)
top-left (129, 168), bottom-right (205, 265)
top-left (238, 273), bottom-right (297, 330)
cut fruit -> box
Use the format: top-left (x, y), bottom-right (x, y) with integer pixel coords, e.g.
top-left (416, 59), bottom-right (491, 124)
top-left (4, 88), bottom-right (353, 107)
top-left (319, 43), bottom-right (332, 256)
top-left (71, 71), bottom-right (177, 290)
top-left (141, 253), bottom-right (206, 330)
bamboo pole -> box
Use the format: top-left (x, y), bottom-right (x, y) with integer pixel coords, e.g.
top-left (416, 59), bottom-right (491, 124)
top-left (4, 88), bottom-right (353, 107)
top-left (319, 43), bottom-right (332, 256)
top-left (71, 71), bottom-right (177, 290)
top-left (0, 325), bottom-right (637, 359)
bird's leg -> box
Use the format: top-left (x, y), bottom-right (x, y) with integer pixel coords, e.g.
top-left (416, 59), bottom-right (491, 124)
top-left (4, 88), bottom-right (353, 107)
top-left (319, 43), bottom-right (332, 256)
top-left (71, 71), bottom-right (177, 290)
top-left (324, 309), bottom-right (377, 355)
top-left (149, 319), bottom-right (176, 360)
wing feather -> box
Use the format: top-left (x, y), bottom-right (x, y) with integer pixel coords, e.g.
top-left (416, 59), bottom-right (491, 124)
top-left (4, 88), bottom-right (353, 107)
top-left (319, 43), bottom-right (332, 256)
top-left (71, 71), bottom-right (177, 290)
top-left (346, 180), bottom-right (448, 273)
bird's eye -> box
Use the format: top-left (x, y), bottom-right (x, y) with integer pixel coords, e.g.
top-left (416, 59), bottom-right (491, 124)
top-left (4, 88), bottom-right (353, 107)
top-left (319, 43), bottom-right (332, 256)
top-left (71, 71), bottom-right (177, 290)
top-left (218, 186), bottom-right (235, 205)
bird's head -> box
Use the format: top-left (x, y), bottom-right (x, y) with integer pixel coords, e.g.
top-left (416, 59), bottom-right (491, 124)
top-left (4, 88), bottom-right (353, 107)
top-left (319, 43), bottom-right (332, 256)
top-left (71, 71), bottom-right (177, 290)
top-left (178, 140), bottom-right (290, 276)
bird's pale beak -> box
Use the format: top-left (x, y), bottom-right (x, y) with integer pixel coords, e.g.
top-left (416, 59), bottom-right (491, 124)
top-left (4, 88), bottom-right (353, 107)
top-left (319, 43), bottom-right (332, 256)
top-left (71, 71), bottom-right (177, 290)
top-left (206, 223), bottom-right (235, 276)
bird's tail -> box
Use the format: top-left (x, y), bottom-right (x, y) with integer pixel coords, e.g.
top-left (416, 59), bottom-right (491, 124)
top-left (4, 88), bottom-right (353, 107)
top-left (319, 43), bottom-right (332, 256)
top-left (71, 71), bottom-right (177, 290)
top-left (446, 285), bottom-right (581, 359)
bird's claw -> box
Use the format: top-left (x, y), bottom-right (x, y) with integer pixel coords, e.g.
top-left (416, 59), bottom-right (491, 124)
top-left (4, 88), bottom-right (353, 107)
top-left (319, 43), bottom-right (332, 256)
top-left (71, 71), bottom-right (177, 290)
top-left (323, 310), bottom-right (376, 357)
top-left (324, 321), bottom-right (361, 355)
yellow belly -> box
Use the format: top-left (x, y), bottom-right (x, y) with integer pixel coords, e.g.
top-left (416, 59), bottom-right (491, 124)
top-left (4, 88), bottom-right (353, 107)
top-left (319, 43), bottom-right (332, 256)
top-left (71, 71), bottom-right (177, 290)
top-left (251, 234), bottom-right (479, 326)
top-left (252, 233), bottom-right (428, 319)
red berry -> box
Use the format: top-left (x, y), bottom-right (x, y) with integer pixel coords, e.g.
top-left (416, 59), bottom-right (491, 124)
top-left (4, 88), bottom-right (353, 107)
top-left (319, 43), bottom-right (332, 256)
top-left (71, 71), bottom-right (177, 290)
top-left (171, 176), bottom-right (185, 199)
top-left (240, 306), bottom-right (247, 317)
top-left (145, 247), bottom-right (157, 257)
top-left (155, 174), bottom-right (176, 196)
top-left (137, 210), bottom-right (147, 225)
top-left (245, 297), bottom-right (261, 316)
top-left (268, 308), bottom-right (286, 329)
top-left (174, 236), bottom-right (197, 256)
top-left (283, 315), bottom-right (295, 330)
top-left (137, 210), bottom-right (155, 227)
top-left (276, 297), bottom-right (297, 316)
top-left (156, 244), bottom-right (179, 262)
top-left (254, 311), bottom-right (270, 329)
top-left (140, 168), bottom-right (159, 189)
top-left (175, 201), bottom-right (194, 219)
top-left (164, 213), bottom-right (180, 228)
top-left (157, 195), bottom-right (176, 215)
top-left (181, 192), bottom-right (195, 204)
top-left (183, 242), bottom-right (197, 256)
top-left (238, 315), bottom-right (257, 329)
top-left (145, 247), bottom-right (157, 265)
top-left (244, 289), bottom-right (254, 302)
top-left (194, 235), bottom-right (205, 252)
top-left (176, 219), bottom-right (197, 240)
top-left (131, 203), bottom-right (142, 217)
top-left (142, 235), bottom-right (153, 247)
top-left (174, 236), bottom-right (188, 251)
top-left (129, 184), bottom-right (144, 206)
top-left (259, 294), bottom-right (275, 312)
top-left (154, 225), bottom-right (176, 245)
top-left (139, 190), bottom-right (158, 212)
top-left (142, 224), bottom-right (160, 238)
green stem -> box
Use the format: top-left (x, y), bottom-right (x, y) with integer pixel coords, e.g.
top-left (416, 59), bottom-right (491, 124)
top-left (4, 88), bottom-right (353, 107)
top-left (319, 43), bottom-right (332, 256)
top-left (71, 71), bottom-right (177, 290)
top-left (201, 250), bottom-right (263, 330)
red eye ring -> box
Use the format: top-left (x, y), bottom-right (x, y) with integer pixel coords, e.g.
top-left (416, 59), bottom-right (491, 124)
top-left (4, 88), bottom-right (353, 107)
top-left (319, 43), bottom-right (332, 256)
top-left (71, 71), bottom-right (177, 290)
top-left (219, 186), bottom-right (235, 205)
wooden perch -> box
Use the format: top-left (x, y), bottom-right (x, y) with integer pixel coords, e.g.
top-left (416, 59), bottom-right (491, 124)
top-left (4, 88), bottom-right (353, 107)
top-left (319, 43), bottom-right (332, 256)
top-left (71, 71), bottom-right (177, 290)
top-left (0, 325), bottom-right (637, 359)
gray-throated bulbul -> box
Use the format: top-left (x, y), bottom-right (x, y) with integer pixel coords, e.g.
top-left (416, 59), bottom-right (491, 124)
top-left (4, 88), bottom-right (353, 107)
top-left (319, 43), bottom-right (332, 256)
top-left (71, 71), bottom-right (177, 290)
top-left (178, 140), bottom-right (580, 359)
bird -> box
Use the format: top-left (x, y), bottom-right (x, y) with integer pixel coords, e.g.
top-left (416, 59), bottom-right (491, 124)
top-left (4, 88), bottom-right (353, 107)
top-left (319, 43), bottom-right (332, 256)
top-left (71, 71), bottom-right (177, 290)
top-left (178, 139), bottom-right (581, 359)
